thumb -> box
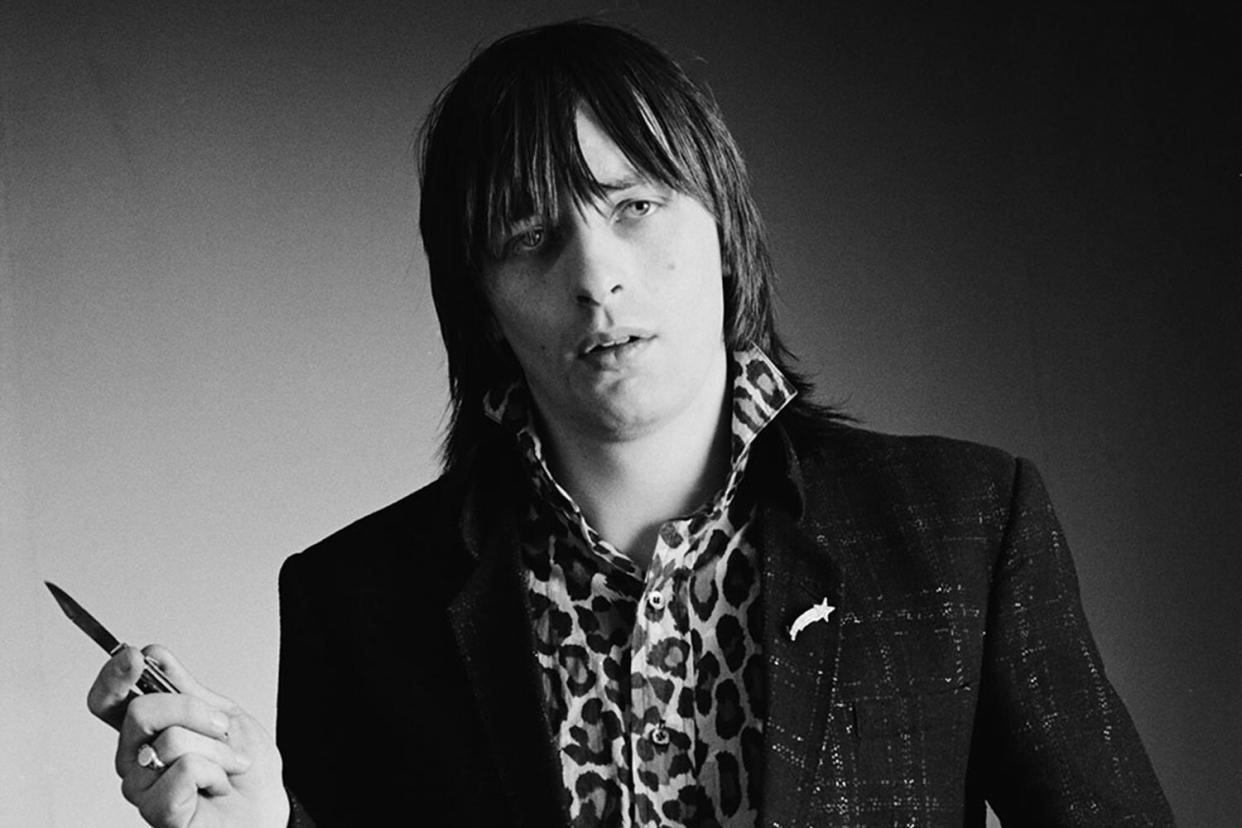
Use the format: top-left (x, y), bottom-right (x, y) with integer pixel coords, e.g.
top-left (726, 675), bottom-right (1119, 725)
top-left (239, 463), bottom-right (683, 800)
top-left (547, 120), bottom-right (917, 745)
top-left (139, 645), bottom-right (236, 710)
top-left (87, 646), bottom-right (146, 731)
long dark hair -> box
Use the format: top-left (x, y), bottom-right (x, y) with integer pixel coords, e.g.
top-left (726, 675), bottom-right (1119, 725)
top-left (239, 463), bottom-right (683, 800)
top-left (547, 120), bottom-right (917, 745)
top-left (419, 20), bottom-right (841, 473)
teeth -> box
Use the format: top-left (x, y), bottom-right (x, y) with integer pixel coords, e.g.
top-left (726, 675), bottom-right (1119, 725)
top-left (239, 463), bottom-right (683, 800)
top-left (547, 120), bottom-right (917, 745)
top-left (584, 335), bottom-right (644, 355)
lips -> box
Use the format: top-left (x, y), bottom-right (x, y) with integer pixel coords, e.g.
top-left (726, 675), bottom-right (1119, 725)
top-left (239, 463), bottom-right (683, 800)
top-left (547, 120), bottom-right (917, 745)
top-left (577, 328), bottom-right (654, 357)
top-left (577, 328), bottom-right (654, 367)
top-left (583, 334), bottom-right (642, 353)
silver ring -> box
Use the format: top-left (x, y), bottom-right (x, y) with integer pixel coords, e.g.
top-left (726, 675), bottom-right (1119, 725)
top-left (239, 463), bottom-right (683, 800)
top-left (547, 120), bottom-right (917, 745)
top-left (137, 743), bottom-right (167, 772)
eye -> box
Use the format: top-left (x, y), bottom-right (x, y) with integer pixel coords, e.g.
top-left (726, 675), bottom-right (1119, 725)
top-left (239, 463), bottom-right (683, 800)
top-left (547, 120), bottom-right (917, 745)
top-left (505, 227), bottom-right (545, 255)
top-left (623, 199), bottom-right (656, 218)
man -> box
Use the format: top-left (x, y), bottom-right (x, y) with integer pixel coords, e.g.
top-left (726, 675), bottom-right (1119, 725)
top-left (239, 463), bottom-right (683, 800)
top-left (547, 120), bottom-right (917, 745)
top-left (89, 20), bottom-right (1174, 827)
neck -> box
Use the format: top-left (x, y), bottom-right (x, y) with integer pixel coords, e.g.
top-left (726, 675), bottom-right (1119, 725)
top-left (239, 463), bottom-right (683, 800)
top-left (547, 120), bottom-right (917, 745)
top-left (539, 359), bottom-right (731, 568)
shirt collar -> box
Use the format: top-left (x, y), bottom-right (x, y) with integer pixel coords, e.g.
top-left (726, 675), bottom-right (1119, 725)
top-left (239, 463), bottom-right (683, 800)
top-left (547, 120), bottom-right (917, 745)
top-left (728, 346), bottom-right (799, 458)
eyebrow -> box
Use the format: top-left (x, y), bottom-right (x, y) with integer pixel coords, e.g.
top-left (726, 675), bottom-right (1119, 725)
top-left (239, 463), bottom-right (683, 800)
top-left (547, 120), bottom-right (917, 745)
top-left (597, 174), bottom-right (654, 193)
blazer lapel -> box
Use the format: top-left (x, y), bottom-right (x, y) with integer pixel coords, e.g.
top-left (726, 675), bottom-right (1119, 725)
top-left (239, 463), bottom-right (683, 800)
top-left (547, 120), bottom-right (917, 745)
top-left (759, 500), bottom-right (846, 827)
top-left (448, 510), bottom-right (565, 827)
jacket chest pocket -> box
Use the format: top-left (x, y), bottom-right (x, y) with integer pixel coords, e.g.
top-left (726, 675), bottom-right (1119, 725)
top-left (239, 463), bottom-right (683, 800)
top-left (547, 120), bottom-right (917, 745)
top-left (838, 606), bottom-right (984, 695)
top-left (836, 611), bottom-right (982, 785)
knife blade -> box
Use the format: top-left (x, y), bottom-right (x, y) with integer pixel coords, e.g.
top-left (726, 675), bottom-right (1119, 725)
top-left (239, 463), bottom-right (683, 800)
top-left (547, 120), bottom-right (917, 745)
top-left (45, 581), bottom-right (179, 695)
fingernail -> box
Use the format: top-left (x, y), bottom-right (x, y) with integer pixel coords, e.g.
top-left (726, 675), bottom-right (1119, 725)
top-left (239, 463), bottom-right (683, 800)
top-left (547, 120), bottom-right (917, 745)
top-left (211, 712), bottom-right (230, 736)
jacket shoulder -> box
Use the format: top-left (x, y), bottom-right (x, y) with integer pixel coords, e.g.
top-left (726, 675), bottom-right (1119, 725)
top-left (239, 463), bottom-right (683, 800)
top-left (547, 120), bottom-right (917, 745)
top-left (799, 421), bottom-right (1017, 490)
top-left (279, 474), bottom-right (467, 591)
top-left (780, 420), bottom-right (1027, 533)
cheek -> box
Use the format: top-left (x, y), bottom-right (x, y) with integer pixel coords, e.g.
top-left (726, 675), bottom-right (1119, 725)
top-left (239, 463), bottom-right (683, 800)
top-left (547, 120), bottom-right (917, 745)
top-left (485, 276), bottom-right (529, 336)
top-left (685, 212), bottom-right (723, 282)
top-left (684, 235), bottom-right (724, 309)
top-left (657, 231), bottom-right (722, 295)
top-left (489, 292), bottom-right (559, 358)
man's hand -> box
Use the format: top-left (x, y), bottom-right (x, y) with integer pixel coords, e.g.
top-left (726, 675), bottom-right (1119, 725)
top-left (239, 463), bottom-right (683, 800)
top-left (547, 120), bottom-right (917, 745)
top-left (88, 645), bottom-right (290, 828)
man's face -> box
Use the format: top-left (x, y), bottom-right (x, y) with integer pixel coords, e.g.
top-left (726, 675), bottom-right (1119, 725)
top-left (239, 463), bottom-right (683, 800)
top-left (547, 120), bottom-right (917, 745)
top-left (481, 108), bottom-right (727, 444)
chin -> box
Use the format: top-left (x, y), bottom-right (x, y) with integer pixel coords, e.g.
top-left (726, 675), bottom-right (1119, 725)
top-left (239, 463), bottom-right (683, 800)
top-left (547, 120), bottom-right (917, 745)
top-left (578, 410), bottom-right (654, 443)
top-left (572, 395), bottom-right (664, 442)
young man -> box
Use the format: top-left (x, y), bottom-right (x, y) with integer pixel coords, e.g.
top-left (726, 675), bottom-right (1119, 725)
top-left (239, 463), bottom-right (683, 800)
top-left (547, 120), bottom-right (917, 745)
top-left (89, 21), bottom-right (1174, 827)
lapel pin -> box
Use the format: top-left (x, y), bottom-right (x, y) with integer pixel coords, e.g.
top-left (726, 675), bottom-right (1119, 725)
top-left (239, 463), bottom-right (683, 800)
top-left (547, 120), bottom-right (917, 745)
top-left (788, 597), bottom-right (835, 642)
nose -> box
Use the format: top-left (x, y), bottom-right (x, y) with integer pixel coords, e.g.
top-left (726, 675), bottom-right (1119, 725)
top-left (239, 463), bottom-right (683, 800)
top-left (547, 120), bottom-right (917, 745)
top-left (564, 216), bottom-right (629, 308)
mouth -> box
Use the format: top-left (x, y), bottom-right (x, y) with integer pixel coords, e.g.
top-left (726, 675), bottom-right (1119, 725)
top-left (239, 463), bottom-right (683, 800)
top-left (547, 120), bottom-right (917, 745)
top-left (581, 334), bottom-right (646, 355)
top-left (577, 329), bottom-right (654, 366)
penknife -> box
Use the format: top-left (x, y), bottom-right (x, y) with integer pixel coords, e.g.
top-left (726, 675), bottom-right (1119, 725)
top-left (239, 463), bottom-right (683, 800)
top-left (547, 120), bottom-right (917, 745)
top-left (45, 580), bottom-right (179, 695)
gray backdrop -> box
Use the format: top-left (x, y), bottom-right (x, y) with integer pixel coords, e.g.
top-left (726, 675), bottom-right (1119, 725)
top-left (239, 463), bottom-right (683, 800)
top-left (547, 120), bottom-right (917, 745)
top-left (3, 2), bottom-right (1237, 825)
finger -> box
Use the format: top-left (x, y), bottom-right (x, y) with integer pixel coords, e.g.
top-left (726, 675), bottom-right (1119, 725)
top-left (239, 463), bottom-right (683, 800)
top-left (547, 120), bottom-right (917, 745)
top-left (137, 754), bottom-right (232, 828)
top-left (140, 645), bottom-right (235, 710)
top-left (152, 725), bottom-right (253, 776)
top-left (120, 761), bottom-right (161, 807)
top-left (116, 694), bottom-right (231, 778)
top-left (87, 646), bottom-right (145, 731)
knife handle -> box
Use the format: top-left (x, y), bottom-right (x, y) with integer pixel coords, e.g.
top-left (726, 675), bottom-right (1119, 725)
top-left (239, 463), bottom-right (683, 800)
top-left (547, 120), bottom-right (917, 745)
top-left (110, 645), bottom-right (180, 696)
top-left (135, 655), bottom-right (179, 694)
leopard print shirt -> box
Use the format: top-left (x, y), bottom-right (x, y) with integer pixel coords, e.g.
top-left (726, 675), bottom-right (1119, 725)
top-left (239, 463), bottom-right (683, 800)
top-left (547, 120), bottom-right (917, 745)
top-left (483, 348), bottom-right (795, 828)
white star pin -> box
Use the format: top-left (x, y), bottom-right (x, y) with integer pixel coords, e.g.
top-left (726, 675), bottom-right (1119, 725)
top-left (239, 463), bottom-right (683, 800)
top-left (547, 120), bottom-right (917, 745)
top-left (788, 597), bottom-right (835, 642)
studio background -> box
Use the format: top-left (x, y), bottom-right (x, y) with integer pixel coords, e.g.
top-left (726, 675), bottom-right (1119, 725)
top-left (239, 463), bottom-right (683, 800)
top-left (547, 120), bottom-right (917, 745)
top-left (2, 2), bottom-right (1237, 826)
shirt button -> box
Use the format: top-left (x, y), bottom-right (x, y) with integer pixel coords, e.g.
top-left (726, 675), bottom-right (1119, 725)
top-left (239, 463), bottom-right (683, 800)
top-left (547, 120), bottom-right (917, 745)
top-left (647, 591), bottom-right (666, 611)
top-left (650, 724), bottom-right (670, 746)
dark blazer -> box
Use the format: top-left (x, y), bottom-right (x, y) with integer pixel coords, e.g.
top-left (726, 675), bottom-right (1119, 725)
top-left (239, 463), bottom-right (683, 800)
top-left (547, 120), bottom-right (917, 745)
top-left (276, 421), bottom-right (1174, 827)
